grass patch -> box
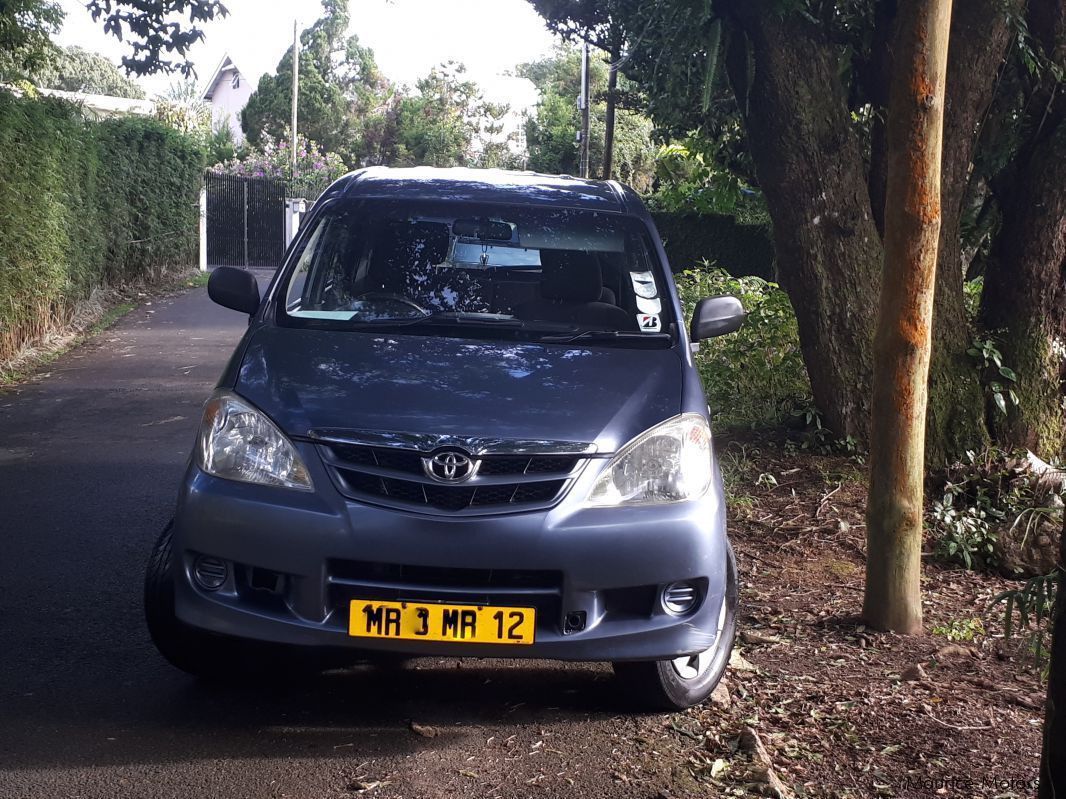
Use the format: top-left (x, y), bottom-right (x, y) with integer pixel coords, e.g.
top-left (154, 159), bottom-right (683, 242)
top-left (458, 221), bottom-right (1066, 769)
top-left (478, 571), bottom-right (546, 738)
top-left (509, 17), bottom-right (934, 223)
top-left (90, 302), bottom-right (136, 333)
top-left (0, 267), bottom-right (203, 388)
top-left (0, 298), bottom-right (136, 387)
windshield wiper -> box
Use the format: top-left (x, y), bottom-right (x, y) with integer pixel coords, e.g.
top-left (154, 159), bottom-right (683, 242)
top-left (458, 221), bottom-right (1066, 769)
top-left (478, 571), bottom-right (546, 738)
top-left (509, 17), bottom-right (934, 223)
top-left (538, 329), bottom-right (672, 344)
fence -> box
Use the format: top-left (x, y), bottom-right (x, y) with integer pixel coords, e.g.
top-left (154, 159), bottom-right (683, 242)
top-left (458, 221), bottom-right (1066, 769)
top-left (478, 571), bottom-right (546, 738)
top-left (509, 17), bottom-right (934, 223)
top-left (205, 172), bottom-right (288, 268)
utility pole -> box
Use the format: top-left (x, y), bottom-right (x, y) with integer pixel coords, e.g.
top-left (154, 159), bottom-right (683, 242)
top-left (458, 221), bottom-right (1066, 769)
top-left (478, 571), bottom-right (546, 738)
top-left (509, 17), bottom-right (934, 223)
top-left (602, 23), bottom-right (622, 181)
top-left (577, 42), bottom-right (590, 179)
top-left (290, 18), bottom-right (299, 184)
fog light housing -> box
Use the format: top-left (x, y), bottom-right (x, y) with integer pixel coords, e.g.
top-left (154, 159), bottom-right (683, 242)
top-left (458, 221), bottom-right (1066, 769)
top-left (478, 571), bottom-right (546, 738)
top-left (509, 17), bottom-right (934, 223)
top-left (661, 581), bottom-right (699, 615)
top-left (193, 555), bottom-right (228, 591)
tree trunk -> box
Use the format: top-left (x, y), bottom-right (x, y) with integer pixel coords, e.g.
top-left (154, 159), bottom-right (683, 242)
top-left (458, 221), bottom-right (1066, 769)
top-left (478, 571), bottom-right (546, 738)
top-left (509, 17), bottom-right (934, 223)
top-left (981, 124), bottom-right (1066, 456)
top-left (864, 0), bottom-right (953, 634)
top-left (865, 0), bottom-right (897, 240)
top-left (980, 0), bottom-right (1066, 458)
top-left (1039, 517), bottom-right (1065, 797)
top-left (922, 0), bottom-right (1017, 466)
top-left (722, 2), bottom-right (883, 443)
top-left (602, 54), bottom-right (617, 181)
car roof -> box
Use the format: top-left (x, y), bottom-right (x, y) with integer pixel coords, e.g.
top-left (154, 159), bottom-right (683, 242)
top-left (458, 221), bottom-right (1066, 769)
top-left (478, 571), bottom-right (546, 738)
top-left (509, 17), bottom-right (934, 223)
top-left (332, 166), bottom-right (637, 214)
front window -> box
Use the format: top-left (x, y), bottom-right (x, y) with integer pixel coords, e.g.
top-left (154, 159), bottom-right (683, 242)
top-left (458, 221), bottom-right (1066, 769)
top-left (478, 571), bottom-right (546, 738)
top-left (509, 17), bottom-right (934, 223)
top-left (279, 200), bottom-right (674, 346)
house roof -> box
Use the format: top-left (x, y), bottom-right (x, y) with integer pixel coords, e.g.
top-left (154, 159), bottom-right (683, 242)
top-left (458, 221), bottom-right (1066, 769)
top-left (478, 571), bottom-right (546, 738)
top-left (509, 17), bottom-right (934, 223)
top-left (33, 87), bottom-right (155, 118)
top-left (200, 55), bottom-right (242, 102)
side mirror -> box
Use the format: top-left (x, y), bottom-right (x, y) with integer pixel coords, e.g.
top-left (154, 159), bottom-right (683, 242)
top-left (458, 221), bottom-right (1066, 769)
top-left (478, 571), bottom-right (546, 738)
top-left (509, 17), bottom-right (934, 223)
top-left (690, 295), bottom-right (746, 341)
top-left (208, 266), bottom-right (261, 315)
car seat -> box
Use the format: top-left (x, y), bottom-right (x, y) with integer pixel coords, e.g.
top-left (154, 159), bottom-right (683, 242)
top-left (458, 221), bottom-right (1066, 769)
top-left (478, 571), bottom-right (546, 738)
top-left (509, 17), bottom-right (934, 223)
top-left (515, 250), bottom-right (635, 330)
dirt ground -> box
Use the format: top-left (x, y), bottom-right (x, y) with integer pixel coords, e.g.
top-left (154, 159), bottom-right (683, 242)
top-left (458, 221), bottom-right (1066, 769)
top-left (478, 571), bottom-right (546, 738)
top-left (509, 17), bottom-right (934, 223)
top-left (639, 435), bottom-right (1047, 798)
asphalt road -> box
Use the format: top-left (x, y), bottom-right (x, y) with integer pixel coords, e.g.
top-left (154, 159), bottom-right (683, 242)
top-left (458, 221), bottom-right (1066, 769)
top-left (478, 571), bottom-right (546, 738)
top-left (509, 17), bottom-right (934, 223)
top-left (0, 283), bottom-right (679, 799)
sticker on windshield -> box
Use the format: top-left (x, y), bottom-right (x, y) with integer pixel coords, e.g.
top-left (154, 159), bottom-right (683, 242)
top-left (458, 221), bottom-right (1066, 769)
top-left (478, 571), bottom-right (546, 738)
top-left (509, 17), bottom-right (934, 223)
top-left (636, 296), bottom-right (661, 314)
top-left (637, 313), bottom-right (662, 332)
top-left (289, 310), bottom-right (358, 321)
top-left (630, 271), bottom-right (658, 299)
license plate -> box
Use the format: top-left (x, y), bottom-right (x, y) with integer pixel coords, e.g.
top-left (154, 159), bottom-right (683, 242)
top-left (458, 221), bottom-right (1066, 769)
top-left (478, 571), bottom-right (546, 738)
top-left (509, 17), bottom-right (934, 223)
top-left (348, 600), bottom-right (536, 645)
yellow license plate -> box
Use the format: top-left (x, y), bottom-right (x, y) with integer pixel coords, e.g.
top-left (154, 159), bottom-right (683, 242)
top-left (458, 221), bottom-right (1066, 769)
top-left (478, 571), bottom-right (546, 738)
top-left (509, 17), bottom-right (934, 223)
top-left (348, 600), bottom-right (535, 645)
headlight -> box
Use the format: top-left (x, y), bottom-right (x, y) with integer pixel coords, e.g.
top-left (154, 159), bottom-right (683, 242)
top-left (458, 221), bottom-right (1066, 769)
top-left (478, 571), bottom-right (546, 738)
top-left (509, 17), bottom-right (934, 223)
top-left (587, 414), bottom-right (712, 506)
top-left (197, 391), bottom-right (313, 491)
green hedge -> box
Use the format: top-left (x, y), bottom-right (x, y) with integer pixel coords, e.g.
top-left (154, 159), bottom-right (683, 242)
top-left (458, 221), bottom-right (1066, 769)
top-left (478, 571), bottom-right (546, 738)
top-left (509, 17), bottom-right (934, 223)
top-left (650, 211), bottom-right (775, 279)
top-left (0, 92), bottom-right (204, 361)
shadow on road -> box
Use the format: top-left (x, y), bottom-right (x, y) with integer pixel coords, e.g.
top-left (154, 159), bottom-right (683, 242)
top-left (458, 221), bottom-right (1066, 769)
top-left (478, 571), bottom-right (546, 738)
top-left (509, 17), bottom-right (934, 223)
top-left (1, 656), bottom-right (621, 771)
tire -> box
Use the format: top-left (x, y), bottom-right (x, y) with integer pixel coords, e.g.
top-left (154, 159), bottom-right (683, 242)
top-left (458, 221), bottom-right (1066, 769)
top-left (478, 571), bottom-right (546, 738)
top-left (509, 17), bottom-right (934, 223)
top-left (613, 540), bottom-right (738, 711)
top-left (145, 522), bottom-right (326, 681)
top-left (144, 520), bottom-right (245, 678)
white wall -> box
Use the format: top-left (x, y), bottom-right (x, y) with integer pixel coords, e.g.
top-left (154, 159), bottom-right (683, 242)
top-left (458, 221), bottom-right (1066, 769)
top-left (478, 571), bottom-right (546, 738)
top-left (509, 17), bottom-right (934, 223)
top-left (209, 69), bottom-right (254, 145)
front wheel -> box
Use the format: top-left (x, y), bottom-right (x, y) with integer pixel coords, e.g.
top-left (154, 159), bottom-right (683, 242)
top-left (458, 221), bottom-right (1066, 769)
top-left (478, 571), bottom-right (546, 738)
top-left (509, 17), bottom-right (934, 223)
top-left (144, 520), bottom-right (241, 678)
top-left (144, 522), bottom-right (316, 680)
top-left (612, 540), bottom-right (738, 711)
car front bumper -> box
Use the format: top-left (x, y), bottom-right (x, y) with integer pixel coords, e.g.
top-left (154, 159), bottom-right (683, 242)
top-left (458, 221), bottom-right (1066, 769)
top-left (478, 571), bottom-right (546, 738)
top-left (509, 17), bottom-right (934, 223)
top-left (171, 446), bottom-right (732, 663)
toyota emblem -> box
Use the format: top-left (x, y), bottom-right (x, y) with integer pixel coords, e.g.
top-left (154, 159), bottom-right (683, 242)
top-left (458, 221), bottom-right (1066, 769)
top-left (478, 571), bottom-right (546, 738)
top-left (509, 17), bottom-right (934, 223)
top-left (422, 450), bottom-right (480, 483)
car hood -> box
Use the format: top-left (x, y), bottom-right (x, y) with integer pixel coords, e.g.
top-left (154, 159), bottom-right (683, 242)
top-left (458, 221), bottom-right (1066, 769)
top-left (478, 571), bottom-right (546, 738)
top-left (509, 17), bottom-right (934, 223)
top-left (234, 327), bottom-right (682, 453)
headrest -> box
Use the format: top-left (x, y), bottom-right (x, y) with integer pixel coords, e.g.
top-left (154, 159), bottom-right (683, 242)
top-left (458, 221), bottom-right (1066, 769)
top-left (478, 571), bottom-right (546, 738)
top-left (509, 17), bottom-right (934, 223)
top-left (538, 249), bottom-right (603, 302)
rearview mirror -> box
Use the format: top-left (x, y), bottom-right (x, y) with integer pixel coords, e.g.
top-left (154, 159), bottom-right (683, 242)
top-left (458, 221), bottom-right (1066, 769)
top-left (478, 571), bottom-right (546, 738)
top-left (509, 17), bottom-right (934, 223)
top-left (453, 218), bottom-right (513, 241)
top-left (208, 266), bottom-right (261, 315)
top-left (690, 295), bottom-right (746, 341)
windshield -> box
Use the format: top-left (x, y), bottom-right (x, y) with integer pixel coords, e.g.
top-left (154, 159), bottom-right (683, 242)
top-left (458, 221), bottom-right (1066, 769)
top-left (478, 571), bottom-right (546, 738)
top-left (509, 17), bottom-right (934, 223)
top-left (278, 199), bottom-right (674, 345)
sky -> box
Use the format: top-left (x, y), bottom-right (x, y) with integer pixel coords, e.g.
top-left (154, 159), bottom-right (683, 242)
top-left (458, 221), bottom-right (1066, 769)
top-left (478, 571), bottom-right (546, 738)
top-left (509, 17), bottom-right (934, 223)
top-left (55, 0), bottom-right (561, 112)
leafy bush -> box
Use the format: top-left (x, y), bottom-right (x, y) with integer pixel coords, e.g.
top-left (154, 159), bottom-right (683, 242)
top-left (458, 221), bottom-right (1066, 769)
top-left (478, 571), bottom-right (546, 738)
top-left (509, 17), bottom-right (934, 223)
top-left (211, 131), bottom-right (346, 200)
top-left (932, 617), bottom-right (986, 642)
top-left (674, 267), bottom-right (811, 429)
top-left (931, 490), bottom-right (999, 569)
top-left (930, 449), bottom-right (1064, 573)
top-left (991, 570), bottom-right (1060, 676)
top-left (0, 91), bottom-right (204, 361)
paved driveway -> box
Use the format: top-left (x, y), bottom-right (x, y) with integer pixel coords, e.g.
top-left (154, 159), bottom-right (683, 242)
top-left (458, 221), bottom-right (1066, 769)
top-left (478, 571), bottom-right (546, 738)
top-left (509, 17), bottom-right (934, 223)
top-left (0, 283), bottom-right (678, 799)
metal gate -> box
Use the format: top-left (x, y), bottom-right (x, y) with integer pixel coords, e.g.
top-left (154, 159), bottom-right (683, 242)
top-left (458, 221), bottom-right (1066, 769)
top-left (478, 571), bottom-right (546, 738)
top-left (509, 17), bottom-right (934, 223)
top-left (205, 172), bottom-right (287, 268)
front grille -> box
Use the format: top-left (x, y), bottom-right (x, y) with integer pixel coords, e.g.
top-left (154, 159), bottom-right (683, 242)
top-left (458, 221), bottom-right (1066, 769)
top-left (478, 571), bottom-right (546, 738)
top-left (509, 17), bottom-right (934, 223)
top-left (334, 467), bottom-right (566, 512)
top-left (318, 440), bottom-right (586, 515)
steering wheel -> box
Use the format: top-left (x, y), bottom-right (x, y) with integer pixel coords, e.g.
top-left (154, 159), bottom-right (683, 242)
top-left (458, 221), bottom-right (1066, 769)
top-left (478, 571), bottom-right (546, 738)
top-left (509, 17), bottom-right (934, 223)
top-left (355, 292), bottom-right (429, 315)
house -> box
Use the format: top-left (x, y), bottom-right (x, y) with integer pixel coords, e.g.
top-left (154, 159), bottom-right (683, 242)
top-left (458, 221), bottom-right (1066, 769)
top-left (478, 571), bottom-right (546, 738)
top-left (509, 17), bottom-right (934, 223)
top-left (200, 55), bottom-right (253, 144)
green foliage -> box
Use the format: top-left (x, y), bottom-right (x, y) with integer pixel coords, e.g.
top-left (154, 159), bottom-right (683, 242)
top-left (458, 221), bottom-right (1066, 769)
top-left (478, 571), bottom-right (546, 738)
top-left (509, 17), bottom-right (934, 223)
top-left (518, 45), bottom-right (656, 189)
top-left (0, 0), bottom-right (62, 80)
top-left (674, 267), bottom-right (810, 429)
top-left (963, 276), bottom-right (984, 320)
top-left (203, 122), bottom-right (236, 165)
top-left (650, 140), bottom-right (744, 214)
top-left (241, 0), bottom-right (389, 167)
top-left (30, 45), bottom-right (144, 97)
top-left (931, 490), bottom-right (999, 570)
top-left (929, 449), bottom-right (1058, 571)
top-left (85, 0), bottom-right (227, 77)
top-left (650, 211), bottom-right (775, 280)
top-left (991, 570), bottom-right (1061, 675)
top-left (968, 334), bottom-right (1020, 416)
top-left (0, 91), bottom-right (203, 361)
top-left (931, 617), bottom-right (986, 642)
top-left (388, 63), bottom-right (486, 168)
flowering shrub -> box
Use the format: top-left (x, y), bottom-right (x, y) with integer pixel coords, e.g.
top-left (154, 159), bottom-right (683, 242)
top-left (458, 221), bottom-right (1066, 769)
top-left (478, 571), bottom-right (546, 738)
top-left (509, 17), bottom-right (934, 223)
top-left (211, 131), bottom-right (346, 197)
